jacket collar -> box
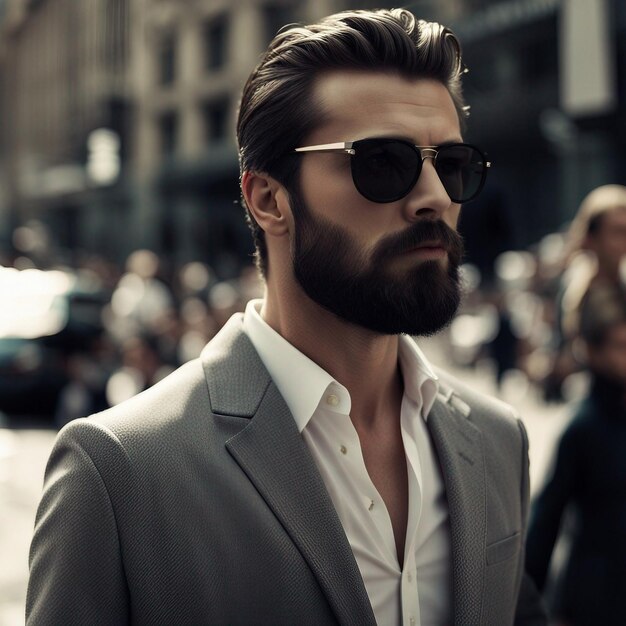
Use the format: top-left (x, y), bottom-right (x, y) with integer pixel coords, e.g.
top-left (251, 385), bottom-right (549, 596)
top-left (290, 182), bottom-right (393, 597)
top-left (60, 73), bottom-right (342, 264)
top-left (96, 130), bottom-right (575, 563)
top-left (201, 314), bottom-right (376, 626)
top-left (202, 315), bottom-right (487, 626)
top-left (428, 380), bottom-right (486, 626)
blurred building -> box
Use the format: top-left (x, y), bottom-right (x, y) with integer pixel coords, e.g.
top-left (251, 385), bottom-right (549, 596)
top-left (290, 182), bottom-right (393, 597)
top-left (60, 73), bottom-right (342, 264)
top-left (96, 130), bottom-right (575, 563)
top-left (130, 0), bottom-right (330, 276)
top-left (0, 0), bottom-right (343, 273)
top-left (0, 0), bottom-right (624, 274)
top-left (455, 0), bottom-right (626, 261)
top-left (0, 0), bottom-right (131, 264)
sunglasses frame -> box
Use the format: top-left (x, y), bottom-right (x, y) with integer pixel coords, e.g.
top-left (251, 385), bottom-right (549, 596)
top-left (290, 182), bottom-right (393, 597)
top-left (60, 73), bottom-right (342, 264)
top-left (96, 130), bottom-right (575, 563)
top-left (294, 138), bottom-right (491, 204)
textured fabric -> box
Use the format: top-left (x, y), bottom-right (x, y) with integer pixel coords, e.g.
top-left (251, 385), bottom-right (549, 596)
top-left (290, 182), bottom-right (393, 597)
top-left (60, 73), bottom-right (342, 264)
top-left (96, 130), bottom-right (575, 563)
top-left (244, 298), bottom-right (450, 625)
top-left (243, 298), bottom-right (350, 430)
top-left (27, 314), bottom-right (546, 625)
top-left (429, 373), bottom-right (546, 626)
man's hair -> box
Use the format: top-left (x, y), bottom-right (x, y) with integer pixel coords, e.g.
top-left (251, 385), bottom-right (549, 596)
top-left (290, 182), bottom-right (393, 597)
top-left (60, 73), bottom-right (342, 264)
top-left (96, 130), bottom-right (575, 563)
top-left (236, 8), bottom-right (468, 277)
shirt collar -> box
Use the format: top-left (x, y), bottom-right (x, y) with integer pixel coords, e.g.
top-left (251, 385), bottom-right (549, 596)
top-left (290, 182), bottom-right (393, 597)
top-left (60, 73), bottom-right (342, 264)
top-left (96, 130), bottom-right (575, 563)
top-left (397, 334), bottom-right (439, 421)
top-left (243, 299), bottom-right (439, 429)
top-left (243, 299), bottom-right (350, 432)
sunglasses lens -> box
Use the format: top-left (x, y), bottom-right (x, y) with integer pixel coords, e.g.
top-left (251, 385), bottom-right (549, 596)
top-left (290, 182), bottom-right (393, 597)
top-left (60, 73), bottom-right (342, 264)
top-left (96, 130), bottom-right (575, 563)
top-left (350, 140), bottom-right (488, 203)
top-left (351, 139), bottom-right (420, 203)
top-left (435, 144), bottom-right (487, 203)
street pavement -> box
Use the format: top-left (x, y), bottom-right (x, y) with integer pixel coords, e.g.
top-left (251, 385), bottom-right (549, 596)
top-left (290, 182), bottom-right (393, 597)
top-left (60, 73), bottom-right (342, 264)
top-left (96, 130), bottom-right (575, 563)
top-left (0, 347), bottom-right (573, 626)
top-left (0, 421), bottom-right (55, 626)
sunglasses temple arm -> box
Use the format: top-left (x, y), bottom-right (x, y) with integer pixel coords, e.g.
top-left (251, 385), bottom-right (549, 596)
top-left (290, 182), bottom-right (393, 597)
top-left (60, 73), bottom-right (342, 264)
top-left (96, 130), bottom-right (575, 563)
top-left (294, 143), bottom-right (355, 155)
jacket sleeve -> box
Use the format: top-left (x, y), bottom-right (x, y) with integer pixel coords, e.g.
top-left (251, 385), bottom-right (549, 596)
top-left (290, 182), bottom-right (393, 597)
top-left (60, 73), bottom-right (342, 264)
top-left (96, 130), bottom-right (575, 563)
top-left (514, 418), bottom-right (548, 626)
top-left (26, 420), bottom-right (130, 625)
top-left (524, 420), bottom-right (580, 592)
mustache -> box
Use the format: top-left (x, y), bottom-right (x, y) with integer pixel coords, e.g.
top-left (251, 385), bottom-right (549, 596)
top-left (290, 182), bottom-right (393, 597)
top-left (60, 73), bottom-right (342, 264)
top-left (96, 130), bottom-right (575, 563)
top-left (373, 220), bottom-right (464, 265)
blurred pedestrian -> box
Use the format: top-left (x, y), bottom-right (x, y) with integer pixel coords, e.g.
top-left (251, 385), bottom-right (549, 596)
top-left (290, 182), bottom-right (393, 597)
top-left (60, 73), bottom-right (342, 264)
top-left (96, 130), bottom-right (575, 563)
top-left (484, 288), bottom-right (521, 388)
top-left (104, 333), bottom-right (173, 407)
top-left (27, 9), bottom-right (545, 625)
top-left (545, 184), bottom-right (626, 400)
top-left (107, 249), bottom-right (175, 344)
top-left (54, 339), bottom-right (114, 428)
top-left (526, 284), bottom-right (626, 626)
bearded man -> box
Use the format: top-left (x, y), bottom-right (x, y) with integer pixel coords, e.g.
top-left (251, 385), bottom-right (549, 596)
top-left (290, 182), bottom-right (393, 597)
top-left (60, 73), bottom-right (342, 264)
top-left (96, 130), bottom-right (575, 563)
top-left (27, 9), bottom-right (546, 626)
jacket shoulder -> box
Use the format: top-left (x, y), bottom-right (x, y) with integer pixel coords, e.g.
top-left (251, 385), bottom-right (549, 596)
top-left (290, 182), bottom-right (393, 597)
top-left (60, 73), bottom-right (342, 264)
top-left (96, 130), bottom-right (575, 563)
top-left (86, 358), bottom-right (209, 436)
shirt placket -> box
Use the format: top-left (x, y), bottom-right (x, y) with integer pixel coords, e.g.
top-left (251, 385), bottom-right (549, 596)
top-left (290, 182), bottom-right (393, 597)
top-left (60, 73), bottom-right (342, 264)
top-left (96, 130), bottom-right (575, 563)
top-left (400, 395), bottom-right (424, 626)
top-left (334, 418), bottom-right (399, 566)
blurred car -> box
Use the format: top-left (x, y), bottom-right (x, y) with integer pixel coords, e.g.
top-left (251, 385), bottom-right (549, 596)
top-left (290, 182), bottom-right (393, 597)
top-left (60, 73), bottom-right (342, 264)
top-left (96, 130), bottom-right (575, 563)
top-left (0, 267), bottom-right (109, 418)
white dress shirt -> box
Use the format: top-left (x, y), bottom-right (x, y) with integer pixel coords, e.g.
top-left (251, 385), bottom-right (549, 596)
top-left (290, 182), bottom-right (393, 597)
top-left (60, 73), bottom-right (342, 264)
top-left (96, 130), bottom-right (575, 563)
top-left (243, 299), bottom-right (452, 626)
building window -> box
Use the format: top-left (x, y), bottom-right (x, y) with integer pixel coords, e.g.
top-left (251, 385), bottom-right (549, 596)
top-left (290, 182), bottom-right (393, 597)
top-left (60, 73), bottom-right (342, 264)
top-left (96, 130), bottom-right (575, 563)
top-left (203, 98), bottom-right (230, 143)
top-left (204, 14), bottom-right (229, 71)
top-left (159, 33), bottom-right (176, 85)
top-left (159, 112), bottom-right (178, 156)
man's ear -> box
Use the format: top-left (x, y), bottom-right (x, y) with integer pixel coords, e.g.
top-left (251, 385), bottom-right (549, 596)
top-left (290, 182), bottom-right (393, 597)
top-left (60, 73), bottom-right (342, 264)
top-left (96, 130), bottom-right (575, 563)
top-left (241, 171), bottom-right (291, 236)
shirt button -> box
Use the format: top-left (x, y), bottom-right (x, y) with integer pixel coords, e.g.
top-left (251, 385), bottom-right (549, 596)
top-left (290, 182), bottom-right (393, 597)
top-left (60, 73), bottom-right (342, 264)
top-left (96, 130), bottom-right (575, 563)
top-left (340, 445), bottom-right (347, 455)
top-left (407, 572), bottom-right (413, 582)
top-left (326, 394), bottom-right (339, 407)
top-left (409, 617), bottom-right (416, 626)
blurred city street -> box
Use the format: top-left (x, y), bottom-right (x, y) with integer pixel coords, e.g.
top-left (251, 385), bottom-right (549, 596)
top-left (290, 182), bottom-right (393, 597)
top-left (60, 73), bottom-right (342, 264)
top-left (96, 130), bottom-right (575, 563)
top-left (0, 344), bottom-right (573, 626)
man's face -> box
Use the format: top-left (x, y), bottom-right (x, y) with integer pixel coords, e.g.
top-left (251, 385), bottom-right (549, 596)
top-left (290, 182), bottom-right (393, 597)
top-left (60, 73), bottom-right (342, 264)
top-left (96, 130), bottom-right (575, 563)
top-left (289, 72), bottom-right (465, 336)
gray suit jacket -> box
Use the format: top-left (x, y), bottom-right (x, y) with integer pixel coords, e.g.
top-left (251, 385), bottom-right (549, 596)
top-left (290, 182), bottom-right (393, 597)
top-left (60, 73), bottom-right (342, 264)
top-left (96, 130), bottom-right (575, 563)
top-left (27, 314), bottom-right (545, 625)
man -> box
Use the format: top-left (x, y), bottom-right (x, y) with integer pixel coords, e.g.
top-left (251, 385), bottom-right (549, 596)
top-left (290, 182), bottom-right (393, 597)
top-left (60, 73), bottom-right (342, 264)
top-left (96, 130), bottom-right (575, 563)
top-left (527, 285), bottom-right (626, 625)
top-left (27, 9), bottom-right (545, 625)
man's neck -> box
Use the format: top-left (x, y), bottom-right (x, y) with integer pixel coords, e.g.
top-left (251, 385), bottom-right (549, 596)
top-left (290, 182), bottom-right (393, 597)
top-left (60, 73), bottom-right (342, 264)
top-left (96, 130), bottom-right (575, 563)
top-left (261, 289), bottom-right (404, 431)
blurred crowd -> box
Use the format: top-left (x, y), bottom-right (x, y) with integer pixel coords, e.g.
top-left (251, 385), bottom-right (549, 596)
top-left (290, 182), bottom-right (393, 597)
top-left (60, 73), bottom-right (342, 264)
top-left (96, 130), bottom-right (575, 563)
top-left (2, 184), bottom-right (626, 429)
top-left (527, 185), bottom-right (626, 626)
top-left (1, 184), bottom-right (626, 625)
top-left (456, 183), bottom-right (626, 626)
top-left (448, 185), bottom-right (626, 409)
top-left (0, 246), bottom-right (264, 427)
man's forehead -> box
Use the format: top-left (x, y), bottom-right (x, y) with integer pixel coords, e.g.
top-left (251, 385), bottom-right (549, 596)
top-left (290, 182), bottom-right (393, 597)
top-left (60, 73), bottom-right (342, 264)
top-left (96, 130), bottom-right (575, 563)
top-left (314, 70), bottom-right (454, 107)
top-left (310, 70), bottom-right (461, 140)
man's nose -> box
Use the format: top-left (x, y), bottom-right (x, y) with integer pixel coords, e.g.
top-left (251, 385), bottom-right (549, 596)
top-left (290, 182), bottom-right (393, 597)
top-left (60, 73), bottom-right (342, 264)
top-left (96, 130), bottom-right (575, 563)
top-left (402, 158), bottom-right (453, 222)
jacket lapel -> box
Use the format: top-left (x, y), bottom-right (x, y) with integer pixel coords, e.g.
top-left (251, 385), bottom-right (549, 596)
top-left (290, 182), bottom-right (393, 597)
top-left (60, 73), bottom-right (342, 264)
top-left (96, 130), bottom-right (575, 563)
top-left (428, 388), bottom-right (486, 626)
top-left (202, 317), bottom-right (376, 626)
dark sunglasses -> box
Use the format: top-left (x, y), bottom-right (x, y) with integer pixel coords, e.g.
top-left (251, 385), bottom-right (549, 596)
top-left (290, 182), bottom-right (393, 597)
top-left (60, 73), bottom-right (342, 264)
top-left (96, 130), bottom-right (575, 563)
top-left (294, 138), bottom-right (491, 204)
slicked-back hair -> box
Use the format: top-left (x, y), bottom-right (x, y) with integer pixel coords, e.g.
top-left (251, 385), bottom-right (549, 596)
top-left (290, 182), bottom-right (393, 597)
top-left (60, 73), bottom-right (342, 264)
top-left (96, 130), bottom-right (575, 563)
top-left (237, 8), bottom-right (468, 277)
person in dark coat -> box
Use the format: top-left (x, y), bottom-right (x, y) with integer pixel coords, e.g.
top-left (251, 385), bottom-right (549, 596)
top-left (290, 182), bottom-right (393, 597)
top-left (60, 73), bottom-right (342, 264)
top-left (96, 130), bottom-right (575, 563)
top-left (526, 284), bottom-right (626, 625)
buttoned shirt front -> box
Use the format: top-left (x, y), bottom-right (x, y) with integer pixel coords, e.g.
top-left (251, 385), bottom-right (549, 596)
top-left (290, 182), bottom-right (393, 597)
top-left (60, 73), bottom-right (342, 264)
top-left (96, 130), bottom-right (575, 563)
top-left (243, 299), bottom-right (452, 626)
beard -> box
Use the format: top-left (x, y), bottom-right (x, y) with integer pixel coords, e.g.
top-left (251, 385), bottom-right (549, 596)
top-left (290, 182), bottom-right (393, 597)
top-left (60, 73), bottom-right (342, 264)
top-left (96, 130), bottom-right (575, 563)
top-left (290, 190), bottom-right (464, 336)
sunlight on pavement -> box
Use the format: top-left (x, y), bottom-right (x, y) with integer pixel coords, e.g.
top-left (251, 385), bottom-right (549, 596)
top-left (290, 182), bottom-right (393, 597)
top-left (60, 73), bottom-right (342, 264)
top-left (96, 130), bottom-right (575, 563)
top-left (0, 428), bottom-right (56, 626)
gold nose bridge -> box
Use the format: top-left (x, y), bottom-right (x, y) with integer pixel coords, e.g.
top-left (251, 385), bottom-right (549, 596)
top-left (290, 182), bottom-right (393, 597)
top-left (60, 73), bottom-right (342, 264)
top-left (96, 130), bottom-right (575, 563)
top-left (418, 147), bottom-right (438, 161)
